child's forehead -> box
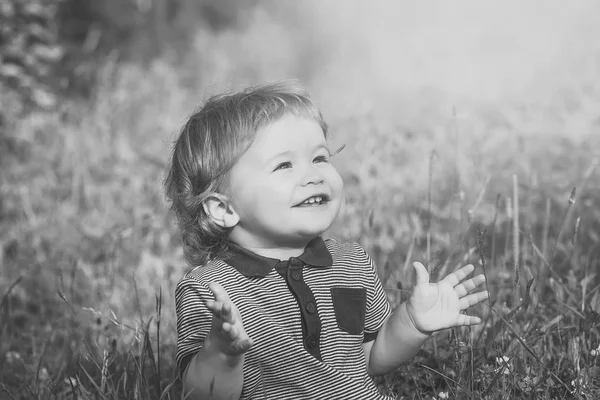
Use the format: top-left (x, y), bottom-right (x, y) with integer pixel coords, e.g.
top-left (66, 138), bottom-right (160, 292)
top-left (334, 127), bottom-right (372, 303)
top-left (255, 122), bottom-right (326, 151)
top-left (258, 115), bottom-right (325, 139)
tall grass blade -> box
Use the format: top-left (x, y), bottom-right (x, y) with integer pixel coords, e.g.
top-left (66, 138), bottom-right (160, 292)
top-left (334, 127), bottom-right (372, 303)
top-left (160, 379), bottom-right (178, 400)
top-left (481, 363), bottom-right (510, 398)
top-left (100, 349), bottom-right (109, 395)
top-left (451, 106), bottom-right (460, 194)
top-left (0, 276), bottom-right (23, 312)
top-left (0, 384), bottom-right (18, 400)
top-left (491, 194), bottom-right (500, 268)
top-left (467, 175), bottom-right (490, 223)
top-left (572, 216), bottom-right (580, 246)
top-left (484, 279), bottom-right (533, 350)
top-left (79, 362), bottom-right (108, 400)
top-left (427, 150), bottom-right (435, 266)
top-left (542, 197), bottom-right (551, 262)
top-left (402, 232), bottom-right (416, 281)
top-left (156, 287), bottom-right (163, 396)
top-left (475, 227), bottom-right (492, 312)
top-left (494, 311), bottom-right (580, 399)
top-left (143, 318), bottom-right (160, 399)
top-left (549, 187), bottom-right (576, 268)
top-left (504, 197), bottom-right (512, 266)
top-left (418, 363), bottom-right (470, 394)
top-left (512, 174), bottom-right (520, 303)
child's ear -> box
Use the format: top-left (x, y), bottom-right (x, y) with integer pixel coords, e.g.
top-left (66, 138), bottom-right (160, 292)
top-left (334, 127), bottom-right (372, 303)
top-left (202, 194), bottom-right (240, 228)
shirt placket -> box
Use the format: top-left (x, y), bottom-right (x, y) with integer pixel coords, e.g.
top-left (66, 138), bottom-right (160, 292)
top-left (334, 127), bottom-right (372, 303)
top-left (276, 257), bottom-right (322, 361)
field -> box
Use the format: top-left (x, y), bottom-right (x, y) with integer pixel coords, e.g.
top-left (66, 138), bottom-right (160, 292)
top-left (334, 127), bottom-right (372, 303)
top-left (1, 1), bottom-right (600, 399)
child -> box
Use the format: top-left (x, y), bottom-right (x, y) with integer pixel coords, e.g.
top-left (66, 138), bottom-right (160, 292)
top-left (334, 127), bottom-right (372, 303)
top-left (164, 80), bottom-right (489, 400)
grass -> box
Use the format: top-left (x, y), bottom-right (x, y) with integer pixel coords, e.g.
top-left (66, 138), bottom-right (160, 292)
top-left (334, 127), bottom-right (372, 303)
top-left (2, 17), bottom-right (600, 400)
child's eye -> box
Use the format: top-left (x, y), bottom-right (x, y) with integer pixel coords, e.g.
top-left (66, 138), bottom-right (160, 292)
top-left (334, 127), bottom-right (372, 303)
top-left (274, 161), bottom-right (292, 171)
top-left (313, 155), bottom-right (329, 163)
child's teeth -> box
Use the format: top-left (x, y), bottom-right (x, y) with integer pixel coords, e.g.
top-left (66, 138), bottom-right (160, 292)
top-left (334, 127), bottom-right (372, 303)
top-left (301, 196), bottom-right (324, 205)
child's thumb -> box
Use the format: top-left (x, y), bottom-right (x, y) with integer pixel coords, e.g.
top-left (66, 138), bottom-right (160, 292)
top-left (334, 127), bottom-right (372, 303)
top-left (412, 262), bottom-right (430, 285)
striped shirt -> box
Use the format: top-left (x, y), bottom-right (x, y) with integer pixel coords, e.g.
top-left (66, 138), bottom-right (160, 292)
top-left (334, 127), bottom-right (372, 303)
top-left (175, 237), bottom-right (393, 399)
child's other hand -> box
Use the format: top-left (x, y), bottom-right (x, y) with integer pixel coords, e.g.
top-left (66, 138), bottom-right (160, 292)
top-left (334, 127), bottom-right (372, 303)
top-left (406, 262), bottom-right (489, 334)
top-left (205, 282), bottom-right (254, 356)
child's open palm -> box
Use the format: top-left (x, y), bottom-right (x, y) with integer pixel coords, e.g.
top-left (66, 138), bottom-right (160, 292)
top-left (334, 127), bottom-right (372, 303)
top-left (205, 282), bottom-right (254, 356)
top-left (406, 262), bottom-right (489, 334)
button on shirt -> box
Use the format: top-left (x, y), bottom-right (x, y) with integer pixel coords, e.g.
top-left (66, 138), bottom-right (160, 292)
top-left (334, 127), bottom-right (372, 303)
top-left (175, 237), bottom-right (393, 400)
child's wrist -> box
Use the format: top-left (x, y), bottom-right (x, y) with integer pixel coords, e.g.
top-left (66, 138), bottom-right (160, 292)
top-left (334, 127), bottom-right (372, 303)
top-left (399, 303), bottom-right (433, 338)
top-left (204, 336), bottom-right (245, 368)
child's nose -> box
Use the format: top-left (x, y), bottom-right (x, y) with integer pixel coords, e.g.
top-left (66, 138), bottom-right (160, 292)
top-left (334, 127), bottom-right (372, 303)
top-left (301, 165), bottom-right (324, 186)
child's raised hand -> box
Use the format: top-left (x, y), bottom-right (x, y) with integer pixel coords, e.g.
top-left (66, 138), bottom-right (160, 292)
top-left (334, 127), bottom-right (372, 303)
top-left (406, 262), bottom-right (489, 334)
top-left (205, 282), bottom-right (254, 356)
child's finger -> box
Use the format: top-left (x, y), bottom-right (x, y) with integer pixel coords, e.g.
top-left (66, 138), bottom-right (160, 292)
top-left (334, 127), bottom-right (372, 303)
top-left (454, 274), bottom-right (486, 297)
top-left (206, 300), bottom-right (236, 324)
top-left (458, 290), bottom-right (489, 310)
top-left (223, 324), bottom-right (254, 350)
top-left (412, 262), bottom-right (430, 285)
top-left (206, 300), bottom-right (224, 319)
top-left (221, 302), bottom-right (236, 324)
top-left (230, 337), bottom-right (254, 354)
top-left (441, 264), bottom-right (475, 287)
top-left (208, 282), bottom-right (232, 304)
top-left (236, 337), bottom-right (254, 352)
top-left (457, 314), bottom-right (482, 326)
top-left (205, 299), bottom-right (218, 313)
top-left (221, 322), bottom-right (236, 338)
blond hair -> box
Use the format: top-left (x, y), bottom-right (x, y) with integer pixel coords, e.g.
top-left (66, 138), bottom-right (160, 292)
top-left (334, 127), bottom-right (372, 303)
top-left (164, 80), bottom-right (328, 266)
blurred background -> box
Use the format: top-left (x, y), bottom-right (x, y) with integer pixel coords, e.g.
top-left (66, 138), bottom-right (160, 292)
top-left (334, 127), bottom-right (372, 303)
top-left (1, 0), bottom-right (599, 398)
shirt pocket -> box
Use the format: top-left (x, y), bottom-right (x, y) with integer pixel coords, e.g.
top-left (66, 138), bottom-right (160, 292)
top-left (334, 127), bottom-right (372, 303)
top-left (330, 287), bottom-right (367, 335)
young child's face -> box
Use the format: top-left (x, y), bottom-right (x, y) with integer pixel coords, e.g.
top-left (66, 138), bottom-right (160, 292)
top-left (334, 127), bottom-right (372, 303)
top-left (226, 113), bottom-right (344, 249)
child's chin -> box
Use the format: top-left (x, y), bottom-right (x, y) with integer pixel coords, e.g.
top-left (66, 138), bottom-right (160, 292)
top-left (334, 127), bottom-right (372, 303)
top-left (293, 223), bottom-right (332, 238)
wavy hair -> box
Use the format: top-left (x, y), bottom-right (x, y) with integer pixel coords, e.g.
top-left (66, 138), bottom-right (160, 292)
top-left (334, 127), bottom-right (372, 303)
top-left (164, 80), bottom-right (328, 266)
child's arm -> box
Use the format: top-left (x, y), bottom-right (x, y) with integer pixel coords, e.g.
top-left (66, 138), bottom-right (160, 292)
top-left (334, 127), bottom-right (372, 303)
top-left (365, 262), bottom-right (488, 375)
top-left (183, 282), bottom-right (254, 400)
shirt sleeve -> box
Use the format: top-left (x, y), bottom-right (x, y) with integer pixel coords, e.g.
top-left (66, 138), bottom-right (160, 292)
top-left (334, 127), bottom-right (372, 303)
top-left (175, 274), bottom-right (213, 377)
top-left (353, 243), bottom-right (392, 343)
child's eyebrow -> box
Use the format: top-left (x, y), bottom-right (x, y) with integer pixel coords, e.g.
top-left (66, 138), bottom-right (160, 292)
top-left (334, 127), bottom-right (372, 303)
top-left (266, 150), bottom-right (292, 163)
top-left (315, 144), bottom-right (330, 153)
top-left (264, 151), bottom-right (292, 167)
top-left (266, 144), bottom-right (330, 164)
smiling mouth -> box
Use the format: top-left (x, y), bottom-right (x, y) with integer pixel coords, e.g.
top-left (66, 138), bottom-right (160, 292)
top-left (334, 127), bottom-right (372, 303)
top-left (295, 195), bottom-right (330, 207)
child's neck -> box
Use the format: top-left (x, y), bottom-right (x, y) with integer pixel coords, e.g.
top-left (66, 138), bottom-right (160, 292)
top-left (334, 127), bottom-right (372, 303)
top-left (247, 245), bottom-right (306, 261)
top-left (230, 236), bottom-right (309, 260)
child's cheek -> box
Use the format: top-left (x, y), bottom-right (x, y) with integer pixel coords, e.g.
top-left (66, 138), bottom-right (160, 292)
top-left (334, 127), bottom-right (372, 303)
top-left (333, 168), bottom-right (344, 193)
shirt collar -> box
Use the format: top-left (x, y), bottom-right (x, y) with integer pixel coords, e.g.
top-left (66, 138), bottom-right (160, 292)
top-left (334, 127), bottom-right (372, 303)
top-left (224, 236), bottom-right (333, 277)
